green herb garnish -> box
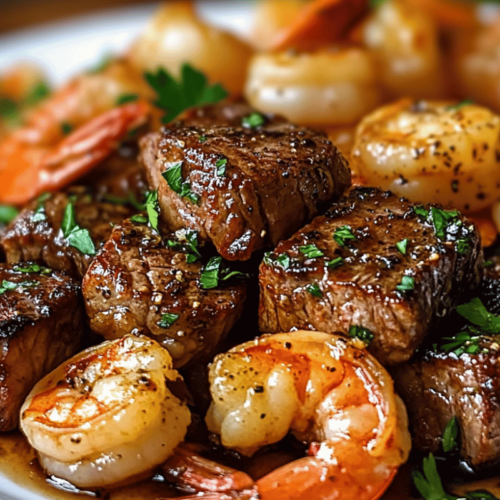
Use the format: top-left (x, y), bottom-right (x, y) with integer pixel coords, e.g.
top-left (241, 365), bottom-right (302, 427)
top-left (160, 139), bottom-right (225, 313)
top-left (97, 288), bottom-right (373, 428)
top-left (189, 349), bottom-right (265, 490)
top-left (327, 256), bottom-right (344, 269)
top-left (396, 275), bottom-right (415, 292)
top-left (414, 205), bottom-right (430, 219)
top-left (263, 252), bottom-right (291, 270)
top-left (116, 93), bottom-right (139, 106)
top-left (447, 99), bottom-right (474, 112)
top-left (199, 135), bottom-right (207, 143)
top-left (484, 260), bottom-right (494, 268)
top-left (145, 63), bottom-right (228, 123)
top-left (396, 239), bottom-right (409, 255)
top-left (145, 190), bottom-right (160, 232)
top-left (61, 203), bottom-right (95, 255)
top-left (0, 280), bottom-right (38, 295)
top-left (61, 122), bottom-right (73, 135)
top-left (242, 112), bottom-right (265, 128)
top-left (457, 297), bottom-right (500, 334)
top-left (440, 330), bottom-right (483, 356)
top-left (442, 416), bottom-right (459, 453)
top-left (169, 229), bottom-right (202, 263)
top-left (333, 225), bottom-right (356, 247)
top-left (13, 263), bottom-right (51, 275)
top-left (130, 214), bottom-right (148, 224)
top-left (32, 192), bottom-right (52, 223)
top-left (216, 158), bottom-right (227, 177)
top-left (23, 81), bottom-right (51, 108)
top-left (306, 282), bottom-right (322, 298)
top-left (200, 256), bottom-right (246, 290)
top-left (158, 313), bottom-right (179, 329)
top-left (299, 244), bottom-right (324, 259)
top-left (348, 325), bottom-right (374, 345)
top-left (0, 205), bottom-right (18, 225)
top-left (162, 161), bottom-right (199, 204)
top-left (103, 190), bottom-right (146, 211)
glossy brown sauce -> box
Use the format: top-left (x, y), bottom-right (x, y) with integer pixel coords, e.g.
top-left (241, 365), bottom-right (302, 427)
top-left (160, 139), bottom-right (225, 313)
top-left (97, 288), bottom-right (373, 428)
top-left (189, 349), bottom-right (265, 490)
top-left (1, 430), bottom-right (500, 499)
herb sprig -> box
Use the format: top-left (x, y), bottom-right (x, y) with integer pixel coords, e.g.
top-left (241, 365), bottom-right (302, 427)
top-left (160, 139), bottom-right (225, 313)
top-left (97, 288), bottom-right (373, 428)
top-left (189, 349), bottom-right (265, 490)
top-left (162, 162), bottom-right (199, 204)
top-left (200, 257), bottom-right (246, 290)
top-left (61, 203), bottom-right (95, 255)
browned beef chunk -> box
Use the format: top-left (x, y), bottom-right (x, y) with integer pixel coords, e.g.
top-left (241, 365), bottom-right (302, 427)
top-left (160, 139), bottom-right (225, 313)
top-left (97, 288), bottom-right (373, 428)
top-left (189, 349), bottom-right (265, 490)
top-left (258, 187), bottom-right (482, 365)
top-left (2, 188), bottom-right (134, 279)
top-left (0, 263), bottom-right (84, 431)
top-left (480, 256), bottom-right (500, 315)
top-left (393, 338), bottom-right (500, 469)
top-left (82, 219), bottom-right (246, 367)
top-left (140, 123), bottom-right (350, 261)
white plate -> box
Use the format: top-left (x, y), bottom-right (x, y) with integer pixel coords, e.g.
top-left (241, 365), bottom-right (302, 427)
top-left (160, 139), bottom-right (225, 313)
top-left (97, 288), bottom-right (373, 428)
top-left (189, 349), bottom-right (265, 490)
top-left (0, 3), bottom-right (252, 499)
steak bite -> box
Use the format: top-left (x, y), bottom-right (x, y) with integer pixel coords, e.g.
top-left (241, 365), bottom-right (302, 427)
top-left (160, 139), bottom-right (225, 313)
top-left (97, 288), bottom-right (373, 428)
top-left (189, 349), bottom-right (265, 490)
top-left (0, 263), bottom-right (84, 431)
top-left (393, 334), bottom-right (500, 469)
top-left (480, 256), bottom-right (500, 315)
top-left (82, 218), bottom-right (246, 367)
top-left (140, 123), bottom-right (350, 261)
top-left (2, 188), bottom-right (134, 279)
top-left (258, 187), bottom-right (482, 365)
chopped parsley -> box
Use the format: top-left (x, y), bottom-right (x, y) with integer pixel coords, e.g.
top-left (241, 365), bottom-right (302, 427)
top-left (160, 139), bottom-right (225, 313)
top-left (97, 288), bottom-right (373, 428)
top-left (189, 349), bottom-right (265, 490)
top-left (484, 260), bottom-right (494, 268)
top-left (116, 93), bottom-right (139, 106)
top-left (61, 203), bottom-right (95, 255)
top-left (413, 205), bottom-right (430, 219)
top-left (162, 161), bottom-right (199, 204)
top-left (145, 63), bottom-right (228, 123)
top-left (0, 280), bottom-right (38, 295)
top-left (348, 325), bottom-right (374, 345)
top-left (13, 263), bottom-right (51, 275)
top-left (199, 135), bottom-right (207, 143)
top-left (396, 275), bottom-right (415, 292)
top-left (396, 238), bottom-right (409, 255)
top-left (442, 416), bottom-right (459, 453)
top-left (158, 313), bottom-right (179, 329)
top-left (0, 205), bottom-right (18, 225)
top-left (263, 252), bottom-right (291, 270)
top-left (242, 112), bottom-right (266, 128)
top-left (145, 190), bottom-right (160, 232)
top-left (216, 158), bottom-right (227, 177)
top-left (299, 244), bottom-right (324, 259)
top-left (333, 225), bottom-right (356, 247)
top-left (446, 99), bottom-right (474, 112)
top-left (32, 192), bottom-right (52, 223)
top-left (457, 298), bottom-right (500, 334)
top-left (168, 229), bottom-right (202, 263)
top-left (130, 214), bottom-right (148, 224)
top-left (23, 81), bottom-right (51, 108)
top-left (306, 282), bottom-right (322, 298)
top-left (327, 256), bottom-right (344, 269)
top-left (200, 256), bottom-right (246, 290)
top-left (440, 330), bottom-right (483, 356)
top-left (60, 122), bottom-right (73, 135)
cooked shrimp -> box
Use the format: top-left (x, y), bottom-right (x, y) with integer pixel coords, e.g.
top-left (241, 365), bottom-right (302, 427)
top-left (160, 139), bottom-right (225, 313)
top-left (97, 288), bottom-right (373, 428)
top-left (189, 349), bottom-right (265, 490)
top-left (20, 334), bottom-right (191, 489)
top-left (363, 0), bottom-right (446, 99)
top-left (172, 331), bottom-right (410, 500)
top-left (351, 98), bottom-right (500, 213)
top-left (245, 48), bottom-right (382, 126)
top-left (127, 2), bottom-right (253, 96)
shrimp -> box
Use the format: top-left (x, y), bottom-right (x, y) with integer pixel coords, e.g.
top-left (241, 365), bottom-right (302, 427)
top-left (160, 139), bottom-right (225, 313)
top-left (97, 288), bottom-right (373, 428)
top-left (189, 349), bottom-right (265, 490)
top-left (20, 334), bottom-right (191, 489)
top-left (166, 331), bottom-right (411, 500)
top-left (351, 98), bottom-right (500, 213)
top-left (245, 48), bottom-right (382, 126)
top-left (363, 0), bottom-right (446, 99)
top-left (127, 2), bottom-right (253, 96)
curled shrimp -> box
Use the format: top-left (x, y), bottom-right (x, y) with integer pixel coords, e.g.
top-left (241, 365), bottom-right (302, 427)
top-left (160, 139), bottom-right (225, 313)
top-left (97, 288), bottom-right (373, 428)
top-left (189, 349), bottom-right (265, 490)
top-left (245, 48), bottom-right (381, 126)
top-left (351, 98), bottom-right (500, 213)
top-left (166, 331), bottom-right (411, 500)
top-left (0, 100), bottom-right (150, 205)
top-left (20, 334), bottom-right (191, 489)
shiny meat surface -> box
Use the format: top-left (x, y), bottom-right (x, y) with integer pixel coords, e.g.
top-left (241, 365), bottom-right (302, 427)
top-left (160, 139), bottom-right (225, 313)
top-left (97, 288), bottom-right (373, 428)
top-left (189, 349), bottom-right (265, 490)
top-left (258, 187), bottom-right (482, 365)
top-left (2, 188), bottom-right (134, 279)
top-left (82, 219), bottom-right (246, 367)
top-left (140, 123), bottom-right (350, 260)
top-left (481, 256), bottom-right (500, 315)
top-left (393, 339), bottom-right (500, 469)
top-left (0, 263), bottom-right (84, 431)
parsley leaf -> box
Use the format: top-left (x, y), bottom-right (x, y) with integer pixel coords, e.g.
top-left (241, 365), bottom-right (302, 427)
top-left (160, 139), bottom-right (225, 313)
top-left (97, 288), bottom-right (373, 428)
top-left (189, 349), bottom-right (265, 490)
top-left (32, 192), bottom-right (51, 223)
top-left (116, 93), bottom-right (139, 106)
top-left (23, 81), bottom-right (51, 108)
top-left (263, 252), bottom-right (291, 270)
top-left (13, 263), bottom-right (51, 275)
top-left (0, 280), bottom-right (38, 295)
top-left (349, 325), bottom-right (374, 345)
top-left (484, 260), bottom-right (494, 268)
top-left (130, 214), bottom-right (148, 224)
top-left (200, 256), bottom-right (246, 290)
top-left (465, 491), bottom-right (500, 500)
top-left (412, 454), bottom-right (456, 500)
top-left (414, 205), bottom-right (430, 219)
top-left (0, 205), bottom-right (18, 225)
top-left (216, 158), bottom-right (227, 177)
top-left (457, 298), bottom-right (500, 334)
top-left (396, 275), bottom-right (415, 292)
top-left (306, 282), bottom-right (322, 297)
top-left (447, 99), bottom-right (474, 112)
top-left (145, 190), bottom-right (160, 232)
top-left (158, 313), bottom-right (179, 329)
top-left (145, 64), bottom-right (228, 123)
top-left (169, 229), bottom-right (202, 263)
top-left (440, 330), bottom-right (483, 356)
top-left (442, 416), bottom-right (459, 453)
top-left (333, 225), bottom-right (356, 247)
top-left (162, 162), bottom-right (199, 204)
top-left (299, 244), bottom-right (324, 259)
top-left (242, 112), bottom-right (266, 128)
top-left (327, 256), bottom-right (344, 269)
top-left (61, 122), bottom-right (73, 135)
top-left (60, 203), bottom-right (96, 256)
top-left (396, 238), bottom-right (409, 255)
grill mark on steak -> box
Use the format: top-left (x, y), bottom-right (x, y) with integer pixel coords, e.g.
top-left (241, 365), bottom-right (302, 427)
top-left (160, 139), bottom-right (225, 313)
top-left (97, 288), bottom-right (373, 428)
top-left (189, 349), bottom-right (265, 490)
top-left (258, 187), bottom-right (482, 365)
top-left (0, 263), bottom-right (84, 431)
top-left (2, 188), bottom-right (134, 279)
top-left (83, 219), bottom-right (246, 367)
top-left (140, 121), bottom-right (350, 261)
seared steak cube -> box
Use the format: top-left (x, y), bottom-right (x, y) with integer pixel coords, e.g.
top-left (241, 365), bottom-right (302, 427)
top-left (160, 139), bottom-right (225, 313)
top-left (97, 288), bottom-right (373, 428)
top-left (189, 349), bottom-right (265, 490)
top-left (0, 263), bottom-right (84, 431)
top-left (259, 188), bottom-right (482, 365)
top-left (393, 336), bottom-right (500, 468)
top-left (480, 256), bottom-right (500, 315)
top-left (140, 123), bottom-right (350, 261)
top-left (2, 188), bottom-right (134, 279)
top-left (82, 219), bottom-right (246, 367)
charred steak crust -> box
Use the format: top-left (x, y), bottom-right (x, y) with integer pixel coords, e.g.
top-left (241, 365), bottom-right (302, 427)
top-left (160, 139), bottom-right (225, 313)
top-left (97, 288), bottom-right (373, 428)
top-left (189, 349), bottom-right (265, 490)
top-left (0, 263), bottom-right (84, 431)
top-left (393, 340), bottom-right (500, 468)
top-left (140, 123), bottom-right (351, 261)
top-left (82, 219), bottom-right (246, 367)
top-left (2, 189), bottom-right (134, 279)
top-left (258, 187), bottom-right (482, 365)
top-left (480, 256), bottom-right (500, 315)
